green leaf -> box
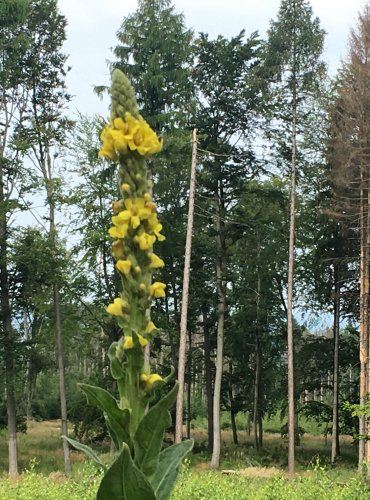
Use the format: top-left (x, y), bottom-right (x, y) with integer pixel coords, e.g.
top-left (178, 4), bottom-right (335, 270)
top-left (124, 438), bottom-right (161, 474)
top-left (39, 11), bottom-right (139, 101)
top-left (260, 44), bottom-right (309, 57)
top-left (78, 383), bottom-right (131, 450)
top-left (133, 383), bottom-right (178, 477)
top-left (96, 442), bottom-right (155, 500)
top-left (61, 436), bottom-right (106, 471)
top-left (151, 440), bottom-right (194, 500)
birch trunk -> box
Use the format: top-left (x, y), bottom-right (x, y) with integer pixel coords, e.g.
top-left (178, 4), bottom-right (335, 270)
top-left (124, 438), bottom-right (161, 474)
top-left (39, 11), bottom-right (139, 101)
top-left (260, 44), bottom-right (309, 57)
top-left (211, 192), bottom-right (226, 468)
top-left (287, 80), bottom-right (297, 474)
top-left (175, 129), bottom-right (197, 443)
top-left (203, 306), bottom-right (214, 453)
top-left (331, 266), bottom-right (341, 463)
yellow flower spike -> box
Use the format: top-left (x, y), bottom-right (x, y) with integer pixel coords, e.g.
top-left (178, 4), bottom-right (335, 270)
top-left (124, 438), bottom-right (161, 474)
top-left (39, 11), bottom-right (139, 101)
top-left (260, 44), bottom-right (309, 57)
top-left (116, 259), bottom-right (132, 276)
top-left (145, 321), bottom-right (157, 334)
top-left (112, 240), bottom-right (125, 259)
top-left (143, 193), bottom-right (151, 202)
top-left (134, 265), bottom-right (141, 273)
top-left (124, 334), bottom-right (148, 350)
top-left (106, 297), bottom-right (128, 317)
top-left (139, 283), bottom-right (146, 291)
top-left (149, 282), bottom-right (166, 298)
top-left (135, 232), bottom-right (156, 250)
top-left (148, 253), bottom-right (165, 269)
top-left (140, 373), bottom-right (164, 391)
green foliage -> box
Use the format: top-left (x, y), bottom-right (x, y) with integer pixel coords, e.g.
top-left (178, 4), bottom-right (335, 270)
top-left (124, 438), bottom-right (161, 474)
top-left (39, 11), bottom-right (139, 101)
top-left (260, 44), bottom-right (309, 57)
top-left (113, 0), bottom-right (193, 130)
top-left (97, 443), bottom-right (156, 500)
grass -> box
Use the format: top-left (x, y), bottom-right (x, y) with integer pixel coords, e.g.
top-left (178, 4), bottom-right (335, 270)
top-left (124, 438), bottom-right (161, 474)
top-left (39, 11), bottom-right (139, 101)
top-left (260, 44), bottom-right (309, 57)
top-left (0, 419), bottom-right (366, 499)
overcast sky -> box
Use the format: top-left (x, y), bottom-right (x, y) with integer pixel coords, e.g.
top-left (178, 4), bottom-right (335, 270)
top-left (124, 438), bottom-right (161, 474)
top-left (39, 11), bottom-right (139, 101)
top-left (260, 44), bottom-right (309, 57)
top-left (58, 0), bottom-right (367, 117)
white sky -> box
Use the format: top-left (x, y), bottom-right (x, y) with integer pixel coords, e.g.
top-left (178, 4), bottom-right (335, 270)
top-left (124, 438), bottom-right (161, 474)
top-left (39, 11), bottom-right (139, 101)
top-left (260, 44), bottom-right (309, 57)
top-left (58, 0), bottom-right (367, 118)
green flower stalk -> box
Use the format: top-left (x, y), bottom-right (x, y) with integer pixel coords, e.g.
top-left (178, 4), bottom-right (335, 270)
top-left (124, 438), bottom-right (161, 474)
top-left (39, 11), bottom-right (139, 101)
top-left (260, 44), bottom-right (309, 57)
top-left (64, 70), bottom-right (193, 500)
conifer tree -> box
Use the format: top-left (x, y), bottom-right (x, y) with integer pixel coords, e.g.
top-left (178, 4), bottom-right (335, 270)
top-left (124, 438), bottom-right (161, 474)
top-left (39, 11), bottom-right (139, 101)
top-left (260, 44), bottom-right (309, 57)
top-left (263, 0), bottom-right (326, 472)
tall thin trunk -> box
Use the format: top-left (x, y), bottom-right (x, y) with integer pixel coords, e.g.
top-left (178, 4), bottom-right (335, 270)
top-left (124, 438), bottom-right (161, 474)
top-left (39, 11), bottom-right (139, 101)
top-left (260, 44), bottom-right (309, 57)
top-left (228, 362), bottom-right (238, 445)
top-left (246, 411), bottom-right (251, 437)
top-left (287, 77), bottom-right (297, 474)
top-left (331, 265), bottom-right (341, 463)
top-left (44, 152), bottom-right (71, 474)
top-left (186, 330), bottom-right (192, 440)
top-left (54, 284), bottom-right (71, 473)
top-left (175, 129), bottom-right (197, 443)
top-left (258, 414), bottom-right (263, 449)
top-left (211, 191), bottom-right (226, 468)
top-left (203, 306), bottom-right (214, 453)
top-left (0, 157), bottom-right (18, 477)
top-left (253, 339), bottom-right (261, 450)
top-left (359, 167), bottom-right (369, 467)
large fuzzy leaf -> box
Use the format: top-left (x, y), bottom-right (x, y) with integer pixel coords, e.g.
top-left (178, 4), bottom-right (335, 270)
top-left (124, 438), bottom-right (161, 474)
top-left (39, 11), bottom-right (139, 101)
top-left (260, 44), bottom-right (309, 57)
top-left (78, 383), bottom-right (131, 450)
top-left (97, 442), bottom-right (155, 500)
top-left (151, 440), bottom-right (194, 500)
top-left (133, 383), bottom-right (178, 477)
top-left (62, 436), bottom-right (106, 471)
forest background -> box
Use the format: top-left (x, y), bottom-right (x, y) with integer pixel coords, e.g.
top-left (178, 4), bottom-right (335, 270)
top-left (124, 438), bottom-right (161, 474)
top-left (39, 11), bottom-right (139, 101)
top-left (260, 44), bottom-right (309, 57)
top-left (2, 0), bottom-right (370, 497)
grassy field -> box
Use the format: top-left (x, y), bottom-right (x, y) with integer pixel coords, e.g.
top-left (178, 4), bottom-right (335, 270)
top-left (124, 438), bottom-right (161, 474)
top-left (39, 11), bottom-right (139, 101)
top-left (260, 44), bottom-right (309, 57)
top-left (0, 420), bottom-right (367, 499)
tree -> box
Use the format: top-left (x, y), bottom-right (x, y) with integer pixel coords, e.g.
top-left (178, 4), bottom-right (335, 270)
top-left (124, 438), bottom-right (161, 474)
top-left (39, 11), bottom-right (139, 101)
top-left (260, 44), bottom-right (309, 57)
top-left (328, 4), bottom-right (370, 467)
top-left (263, 0), bottom-right (326, 472)
top-left (192, 30), bottom-right (261, 467)
top-left (15, 0), bottom-right (73, 473)
top-left (0, 0), bottom-right (31, 476)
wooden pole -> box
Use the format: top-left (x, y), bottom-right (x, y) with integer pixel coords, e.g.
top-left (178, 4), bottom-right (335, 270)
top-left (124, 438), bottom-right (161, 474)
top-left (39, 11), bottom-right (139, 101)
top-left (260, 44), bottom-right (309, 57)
top-left (175, 129), bottom-right (197, 443)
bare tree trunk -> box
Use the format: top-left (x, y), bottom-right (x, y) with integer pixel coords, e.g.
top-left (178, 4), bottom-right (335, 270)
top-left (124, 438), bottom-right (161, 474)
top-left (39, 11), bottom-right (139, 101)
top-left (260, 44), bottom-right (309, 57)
top-left (186, 330), bottom-right (192, 440)
top-left (331, 266), bottom-right (341, 463)
top-left (43, 153), bottom-right (71, 474)
top-left (253, 339), bottom-right (261, 450)
top-left (175, 129), bottom-right (197, 443)
top-left (359, 168), bottom-right (369, 467)
top-left (228, 362), bottom-right (238, 445)
top-left (203, 306), bottom-right (214, 453)
top-left (246, 411), bottom-right (251, 437)
top-left (258, 414), bottom-right (263, 449)
top-left (0, 159), bottom-right (18, 477)
top-left (211, 192), bottom-right (226, 468)
top-left (54, 284), bottom-right (71, 473)
top-left (287, 79), bottom-right (297, 474)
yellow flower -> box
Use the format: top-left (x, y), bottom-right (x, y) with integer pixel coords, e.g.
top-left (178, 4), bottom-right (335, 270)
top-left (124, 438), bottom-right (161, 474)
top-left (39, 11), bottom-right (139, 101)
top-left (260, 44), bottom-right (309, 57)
top-left (99, 127), bottom-right (117, 160)
top-left (127, 117), bottom-right (163, 156)
top-left (121, 183), bottom-right (131, 193)
top-left (149, 282), bottom-right (166, 298)
top-left (112, 240), bottom-right (124, 259)
top-left (108, 214), bottom-right (129, 238)
top-left (149, 253), bottom-right (165, 269)
top-left (116, 259), bottom-right (132, 276)
top-left (123, 334), bottom-right (148, 349)
top-left (98, 113), bottom-right (162, 160)
top-left (140, 373), bottom-right (164, 391)
top-left (106, 297), bottom-right (127, 317)
top-left (148, 214), bottom-right (165, 241)
top-left (116, 198), bottom-right (152, 230)
top-left (135, 232), bottom-right (156, 250)
top-left (145, 321), bottom-right (157, 334)
top-left (108, 223), bottom-right (128, 239)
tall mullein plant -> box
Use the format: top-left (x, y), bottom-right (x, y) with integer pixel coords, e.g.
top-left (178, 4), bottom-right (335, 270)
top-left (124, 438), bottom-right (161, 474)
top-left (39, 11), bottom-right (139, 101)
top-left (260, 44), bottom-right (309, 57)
top-left (65, 70), bottom-right (193, 500)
